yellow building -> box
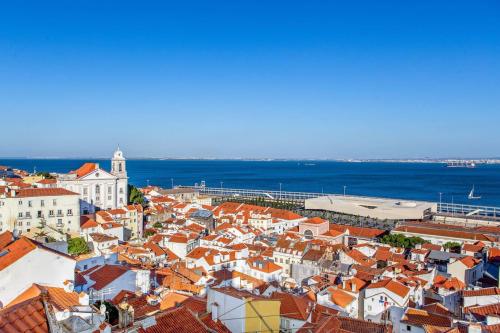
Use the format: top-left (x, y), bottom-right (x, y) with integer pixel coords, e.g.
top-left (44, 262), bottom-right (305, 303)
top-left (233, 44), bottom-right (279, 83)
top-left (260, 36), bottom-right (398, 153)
top-left (208, 287), bottom-right (281, 333)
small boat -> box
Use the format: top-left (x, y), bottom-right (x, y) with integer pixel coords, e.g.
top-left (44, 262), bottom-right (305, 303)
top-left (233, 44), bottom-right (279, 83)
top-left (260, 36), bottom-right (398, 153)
top-left (446, 160), bottom-right (476, 168)
top-left (468, 185), bottom-right (481, 200)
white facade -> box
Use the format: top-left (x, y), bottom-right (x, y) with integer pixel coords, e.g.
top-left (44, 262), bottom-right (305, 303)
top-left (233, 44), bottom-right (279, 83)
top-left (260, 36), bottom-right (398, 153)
top-left (0, 188), bottom-right (80, 235)
top-left (57, 148), bottom-right (128, 214)
top-left (0, 245), bottom-right (76, 307)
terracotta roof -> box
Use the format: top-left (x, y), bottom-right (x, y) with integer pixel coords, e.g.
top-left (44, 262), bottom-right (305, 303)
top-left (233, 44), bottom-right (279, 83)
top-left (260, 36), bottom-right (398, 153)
top-left (0, 295), bottom-right (48, 333)
top-left (401, 308), bottom-right (452, 328)
top-left (179, 296), bottom-right (207, 315)
top-left (271, 291), bottom-right (312, 321)
top-left (462, 287), bottom-right (500, 297)
top-left (87, 265), bottom-right (130, 291)
top-left (7, 284), bottom-right (81, 311)
top-left (304, 217), bottom-right (327, 225)
top-left (12, 188), bottom-right (78, 197)
top-left (328, 287), bottom-right (356, 308)
top-left (464, 302), bottom-right (500, 321)
top-left (458, 256), bottom-right (481, 268)
top-left (247, 256), bottom-right (282, 273)
top-left (35, 178), bottom-right (57, 185)
top-left (421, 303), bottom-right (453, 317)
top-left (329, 224), bottom-right (385, 239)
top-left (90, 233), bottom-right (118, 243)
top-left (345, 249), bottom-right (376, 267)
top-left (433, 276), bottom-right (465, 291)
top-left (0, 236), bottom-right (37, 271)
top-left (80, 219), bottom-right (99, 229)
top-left (71, 163), bottom-right (98, 178)
top-left (337, 316), bottom-right (391, 333)
top-left (367, 278), bottom-right (410, 298)
top-left (422, 243), bottom-right (443, 251)
top-left (142, 306), bottom-right (210, 333)
top-left (394, 225), bottom-right (496, 242)
top-left (0, 231), bottom-right (13, 250)
top-left (159, 292), bottom-right (189, 311)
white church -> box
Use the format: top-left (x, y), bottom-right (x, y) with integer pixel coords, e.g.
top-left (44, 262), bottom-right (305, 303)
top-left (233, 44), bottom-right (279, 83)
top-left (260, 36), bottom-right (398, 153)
top-left (57, 148), bottom-right (128, 214)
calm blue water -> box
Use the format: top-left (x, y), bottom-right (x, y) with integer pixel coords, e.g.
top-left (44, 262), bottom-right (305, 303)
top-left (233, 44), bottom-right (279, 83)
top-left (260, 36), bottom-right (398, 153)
top-left (1, 159), bottom-right (500, 206)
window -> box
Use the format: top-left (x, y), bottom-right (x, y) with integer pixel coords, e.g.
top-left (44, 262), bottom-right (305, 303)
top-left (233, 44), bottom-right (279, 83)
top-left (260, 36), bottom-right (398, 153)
top-left (26, 212), bottom-right (31, 218)
top-left (83, 187), bottom-right (88, 195)
top-left (57, 210), bottom-right (63, 216)
top-left (18, 221), bottom-right (22, 226)
top-left (53, 199), bottom-right (57, 206)
top-left (67, 209), bottom-right (73, 216)
top-left (26, 222), bottom-right (30, 226)
top-left (37, 211), bottom-right (42, 218)
top-left (18, 200), bottom-right (22, 206)
top-left (18, 212), bottom-right (23, 218)
top-left (119, 163), bottom-right (122, 172)
top-left (49, 210), bottom-right (54, 217)
top-left (28, 201), bottom-right (32, 207)
top-left (108, 186), bottom-right (112, 194)
top-left (407, 325), bottom-right (412, 331)
top-left (368, 305), bottom-right (372, 311)
top-left (41, 200), bottom-right (44, 207)
top-left (119, 188), bottom-right (124, 194)
top-left (57, 219), bottom-right (63, 226)
top-left (95, 185), bottom-right (100, 194)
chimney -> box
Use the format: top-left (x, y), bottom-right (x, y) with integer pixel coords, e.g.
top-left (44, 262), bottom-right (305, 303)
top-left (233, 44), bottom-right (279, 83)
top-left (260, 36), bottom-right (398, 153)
top-left (79, 292), bottom-right (89, 305)
top-left (63, 280), bottom-right (74, 293)
top-left (211, 303), bottom-right (219, 322)
top-left (351, 281), bottom-right (356, 292)
top-left (467, 323), bottom-right (482, 333)
top-left (10, 189), bottom-right (16, 197)
top-left (118, 302), bottom-right (134, 328)
top-left (342, 280), bottom-right (347, 289)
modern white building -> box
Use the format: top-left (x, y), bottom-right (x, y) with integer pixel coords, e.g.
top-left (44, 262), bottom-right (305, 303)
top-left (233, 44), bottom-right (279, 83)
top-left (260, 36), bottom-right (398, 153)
top-left (305, 195), bottom-right (436, 220)
top-left (0, 187), bottom-right (80, 235)
top-left (57, 148), bottom-right (128, 214)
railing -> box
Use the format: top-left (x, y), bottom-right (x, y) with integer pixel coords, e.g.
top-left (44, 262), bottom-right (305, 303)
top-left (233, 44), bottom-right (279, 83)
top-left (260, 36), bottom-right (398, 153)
top-left (177, 185), bottom-right (500, 220)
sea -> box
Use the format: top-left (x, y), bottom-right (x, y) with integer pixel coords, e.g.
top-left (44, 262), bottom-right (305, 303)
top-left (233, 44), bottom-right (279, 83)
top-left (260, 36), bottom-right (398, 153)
top-left (1, 159), bottom-right (500, 207)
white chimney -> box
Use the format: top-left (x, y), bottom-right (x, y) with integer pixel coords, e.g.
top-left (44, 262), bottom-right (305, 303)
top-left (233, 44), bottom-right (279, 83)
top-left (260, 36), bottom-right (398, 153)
top-left (468, 323), bottom-right (482, 333)
top-left (211, 303), bottom-right (219, 322)
top-left (63, 280), bottom-right (74, 293)
top-left (351, 281), bottom-right (356, 292)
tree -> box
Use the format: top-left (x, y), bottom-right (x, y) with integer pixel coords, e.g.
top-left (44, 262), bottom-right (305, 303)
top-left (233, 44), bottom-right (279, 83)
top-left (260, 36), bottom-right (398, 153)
top-left (443, 241), bottom-right (461, 253)
top-left (35, 171), bottom-right (55, 179)
top-left (128, 185), bottom-right (145, 205)
top-left (144, 229), bottom-right (156, 237)
top-left (381, 234), bottom-right (425, 249)
top-left (153, 222), bottom-right (163, 229)
top-left (68, 237), bottom-right (90, 255)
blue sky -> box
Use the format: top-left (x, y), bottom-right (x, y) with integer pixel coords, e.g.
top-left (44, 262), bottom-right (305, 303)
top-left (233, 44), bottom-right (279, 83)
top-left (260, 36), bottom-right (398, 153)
top-left (1, 1), bottom-right (499, 159)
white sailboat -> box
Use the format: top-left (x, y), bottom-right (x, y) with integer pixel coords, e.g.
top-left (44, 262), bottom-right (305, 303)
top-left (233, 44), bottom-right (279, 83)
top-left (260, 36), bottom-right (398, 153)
top-left (468, 185), bottom-right (481, 200)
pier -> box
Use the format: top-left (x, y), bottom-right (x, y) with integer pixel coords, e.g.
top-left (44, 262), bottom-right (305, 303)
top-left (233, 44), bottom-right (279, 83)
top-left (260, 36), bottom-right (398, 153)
top-left (178, 185), bottom-right (500, 222)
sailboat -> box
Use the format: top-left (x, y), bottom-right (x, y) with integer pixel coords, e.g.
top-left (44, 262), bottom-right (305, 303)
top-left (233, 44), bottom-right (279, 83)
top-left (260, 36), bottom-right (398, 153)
top-left (468, 185), bottom-right (481, 200)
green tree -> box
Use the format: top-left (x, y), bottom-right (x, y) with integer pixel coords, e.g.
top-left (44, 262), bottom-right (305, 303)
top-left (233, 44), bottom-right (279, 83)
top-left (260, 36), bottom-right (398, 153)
top-left (153, 222), bottom-right (163, 229)
top-left (381, 234), bottom-right (425, 249)
top-left (144, 229), bottom-right (156, 237)
top-left (68, 237), bottom-right (90, 255)
top-left (443, 241), bottom-right (461, 253)
top-left (128, 185), bottom-right (145, 205)
top-left (36, 171), bottom-right (55, 179)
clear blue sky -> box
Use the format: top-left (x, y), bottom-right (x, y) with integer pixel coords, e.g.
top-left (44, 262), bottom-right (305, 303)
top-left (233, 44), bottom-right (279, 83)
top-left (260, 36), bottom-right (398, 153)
top-left (1, 1), bottom-right (499, 159)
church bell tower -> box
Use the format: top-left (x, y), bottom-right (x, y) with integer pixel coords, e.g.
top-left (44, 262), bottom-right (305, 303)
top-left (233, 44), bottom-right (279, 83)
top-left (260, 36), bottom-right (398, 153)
top-left (111, 146), bottom-right (127, 179)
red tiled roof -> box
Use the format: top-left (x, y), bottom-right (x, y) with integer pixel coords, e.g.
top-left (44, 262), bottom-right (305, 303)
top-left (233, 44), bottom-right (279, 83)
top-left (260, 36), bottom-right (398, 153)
top-left (35, 178), bottom-right (57, 184)
top-left (0, 236), bottom-right (37, 271)
top-left (0, 295), bottom-right (48, 333)
top-left (462, 287), bottom-right (500, 297)
top-left (0, 231), bottom-right (14, 250)
top-left (142, 306), bottom-right (209, 333)
top-left (87, 265), bottom-right (130, 291)
top-left (401, 308), bottom-right (452, 328)
top-left (12, 188), bottom-right (78, 198)
top-left (271, 291), bottom-right (312, 321)
top-left (72, 163), bottom-right (98, 178)
top-left (368, 278), bottom-right (410, 298)
top-left (329, 224), bottom-right (385, 239)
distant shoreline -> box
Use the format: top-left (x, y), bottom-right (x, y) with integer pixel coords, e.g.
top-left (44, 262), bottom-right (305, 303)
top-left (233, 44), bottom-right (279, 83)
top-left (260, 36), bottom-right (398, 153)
top-left (1, 157), bottom-right (500, 164)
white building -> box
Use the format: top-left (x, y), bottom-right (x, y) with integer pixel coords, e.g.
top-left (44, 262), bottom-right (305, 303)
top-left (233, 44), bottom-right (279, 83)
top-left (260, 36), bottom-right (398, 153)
top-left (0, 232), bottom-right (76, 307)
top-left (363, 278), bottom-right (410, 322)
top-left (57, 148), bottom-right (128, 214)
top-left (0, 187), bottom-right (80, 235)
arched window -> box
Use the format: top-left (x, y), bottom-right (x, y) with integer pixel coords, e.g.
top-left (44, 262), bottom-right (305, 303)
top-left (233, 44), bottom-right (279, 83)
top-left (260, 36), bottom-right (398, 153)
top-left (304, 229), bottom-right (314, 240)
top-left (95, 185), bottom-right (100, 194)
top-left (119, 163), bottom-right (122, 172)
